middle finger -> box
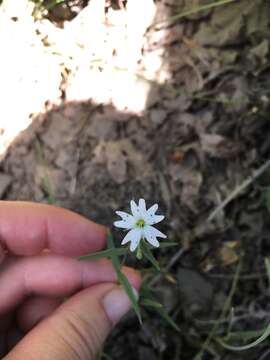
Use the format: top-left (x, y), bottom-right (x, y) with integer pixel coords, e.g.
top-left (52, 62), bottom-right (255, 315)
top-left (0, 254), bottom-right (140, 315)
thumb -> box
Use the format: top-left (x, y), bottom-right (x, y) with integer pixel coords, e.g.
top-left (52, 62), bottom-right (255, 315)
top-left (6, 283), bottom-right (138, 360)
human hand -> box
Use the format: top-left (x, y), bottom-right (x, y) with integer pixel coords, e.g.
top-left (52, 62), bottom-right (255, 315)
top-left (0, 202), bottom-right (140, 360)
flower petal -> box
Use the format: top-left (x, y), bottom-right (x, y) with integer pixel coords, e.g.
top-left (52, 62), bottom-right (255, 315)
top-left (147, 237), bottom-right (160, 247)
top-left (130, 237), bottom-right (141, 252)
top-left (114, 211), bottom-right (136, 229)
top-left (149, 226), bottom-right (167, 239)
top-left (121, 230), bottom-right (132, 244)
top-left (145, 214), bottom-right (165, 225)
top-left (143, 226), bottom-right (160, 247)
top-left (138, 198), bottom-right (146, 215)
top-left (115, 211), bottom-right (132, 219)
top-left (143, 225), bottom-right (166, 247)
top-left (147, 204), bottom-right (158, 216)
top-left (121, 228), bottom-right (142, 252)
top-left (145, 204), bottom-right (165, 225)
top-left (130, 200), bottom-right (140, 218)
top-left (114, 220), bottom-right (132, 229)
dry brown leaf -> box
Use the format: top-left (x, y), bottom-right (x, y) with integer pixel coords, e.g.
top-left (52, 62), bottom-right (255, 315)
top-left (200, 133), bottom-right (242, 159)
top-left (201, 241), bottom-right (240, 272)
top-left (104, 141), bottom-right (127, 184)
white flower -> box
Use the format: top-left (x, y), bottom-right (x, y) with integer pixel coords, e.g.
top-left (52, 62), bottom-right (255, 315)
top-left (114, 199), bottom-right (166, 252)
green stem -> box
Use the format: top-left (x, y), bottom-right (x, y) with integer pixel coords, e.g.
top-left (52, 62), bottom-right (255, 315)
top-left (121, 251), bottom-right (128, 267)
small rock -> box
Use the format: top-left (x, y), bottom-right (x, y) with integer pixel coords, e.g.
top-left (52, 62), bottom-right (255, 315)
top-left (177, 268), bottom-right (213, 315)
top-left (49, 3), bottom-right (74, 22)
top-left (150, 108), bottom-right (167, 125)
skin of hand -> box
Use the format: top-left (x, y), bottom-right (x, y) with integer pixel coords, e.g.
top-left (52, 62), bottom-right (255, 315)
top-left (0, 201), bottom-right (141, 360)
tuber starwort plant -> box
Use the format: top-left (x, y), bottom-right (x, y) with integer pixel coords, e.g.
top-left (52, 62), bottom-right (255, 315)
top-left (79, 198), bottom-right (179, 330)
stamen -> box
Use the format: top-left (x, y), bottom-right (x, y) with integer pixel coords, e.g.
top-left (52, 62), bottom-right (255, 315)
top-left (136, 219), bottom-right (145, 228)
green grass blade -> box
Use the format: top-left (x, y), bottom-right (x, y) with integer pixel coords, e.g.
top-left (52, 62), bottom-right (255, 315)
top-left (42, 174), bottom-right (56, 205)
top-left (141, 242), bottom-right (160, 271)
top-left (141, 298), bottom-right (163, 309)
top-left (107, 232), bottom-right (121, 268)
top-left (193, 258), bottom-right (242, 360)
top-left (78, 248), bottom-right (127, 261)
top-left (116, 270), bottom-right (142, 324)
top-left (141, 297), bottom-right (180, 331)
top-left (217, 323), bottom-right (270, 351)
top-left (107, 232), bottom-right (142, 324)
top-left (155, 305), bottom-right (180, 332)
top-left (151, 0), bottom-right (237, 28)
top-left (219, 329), bottom-right (266, 343)
top-left (140, 286), bottom-right (180, 332)
top-left (44, 0), bottom-right (65, 10)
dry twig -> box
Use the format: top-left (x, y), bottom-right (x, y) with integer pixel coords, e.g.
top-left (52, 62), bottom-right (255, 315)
top-left (208, 158), bottom-right (270, 222)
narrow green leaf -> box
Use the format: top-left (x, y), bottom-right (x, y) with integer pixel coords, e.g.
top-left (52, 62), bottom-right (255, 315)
top-left (107, 232), bottom-right (142, 324)
top-left (218, 329), bottom-right (266, 343)
top-left (141, 242), bottom-right (160, 271)
top-left (140, 286), bottom-right (180, 332)
top-left (46, 0), bottom-right (65, 10)
top-left (217, 323), bottom-right (270, 351)
top-left (194, 258), bottom-right (242, 360)
top-left (151, 0), bottom-right (236, 28)
top-left (42, 174), bottom-right (56, 205)
top-left (78, 248), bottom-right (127, 261)
top-left (107, 232), bottom-right (121, 268)
top-left (141, 296), bottom-right (180, 331)
top-left (141, 298), bottom-right (163, 308)
top-left (117, 270), bottom-right (142, 322)
top-left (155, 305), bottom-right (181, 332)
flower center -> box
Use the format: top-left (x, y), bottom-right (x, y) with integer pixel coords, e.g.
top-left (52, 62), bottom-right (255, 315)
top-left (136, 219), bottom-right (145, 228)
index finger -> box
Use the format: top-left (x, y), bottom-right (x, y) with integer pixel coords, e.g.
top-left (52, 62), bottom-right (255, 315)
top-left (0, 201), bottom-right (107, 256)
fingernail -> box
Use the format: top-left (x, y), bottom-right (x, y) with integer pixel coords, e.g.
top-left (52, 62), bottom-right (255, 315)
top-left (102, 286), bottom-right (138, 325)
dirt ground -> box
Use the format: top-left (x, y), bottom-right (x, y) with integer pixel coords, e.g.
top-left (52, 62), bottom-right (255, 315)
top-left (1, 0), bottom-right (270, 359)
